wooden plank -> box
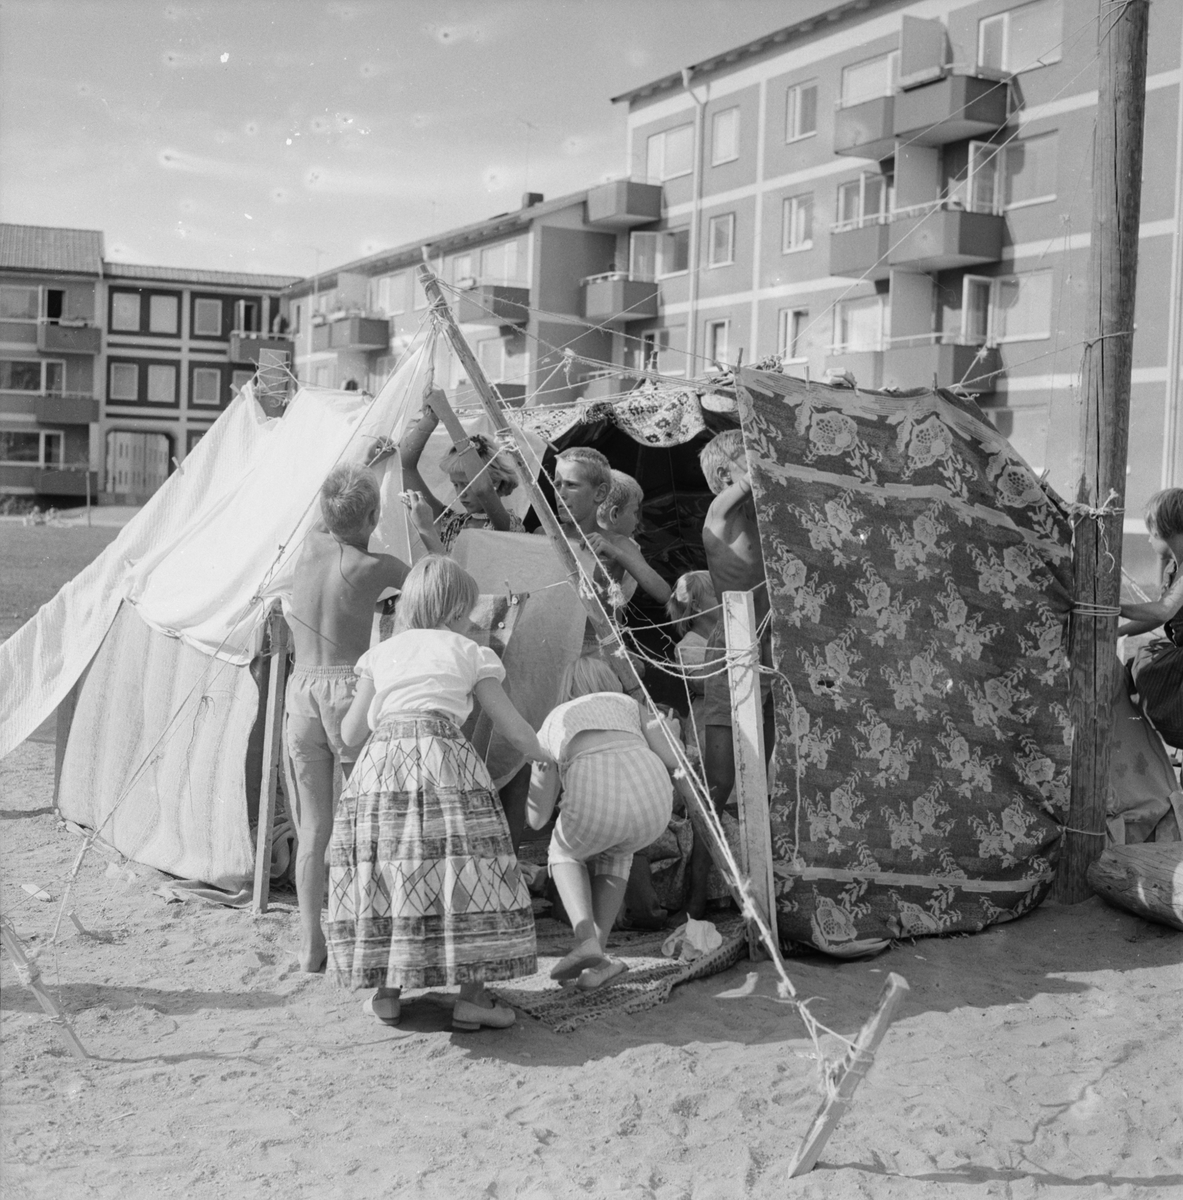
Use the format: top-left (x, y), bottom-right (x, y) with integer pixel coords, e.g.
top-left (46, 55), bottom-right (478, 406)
top-left (785, 972), bottom-right (910, 1178)
top-left (722, 589), bottom-right (778, 959)
top-left (252, 606), bottom-right (289, 913)
top-left (1087, 843), bottom-right (1183, 930)
top-left (1059, 0), bottom-right (1149, 902)
top-left (0, 917), bottom-right (89, 1060)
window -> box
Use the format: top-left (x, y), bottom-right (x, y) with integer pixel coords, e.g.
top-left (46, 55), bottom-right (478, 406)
top-left (711, 107), bottom-right (739, 165)
top-left (1003, 132), bottom-right (1058, 208)
top-left (778, 309), bottom-right (810, 359)
top-left (186, 429), bottom-right (207, 453)
top-left (314, 365), bottom-right (334, 388)
top-left (0, 286), bottom-right (39, 321)
top-left (0, 430), bottom-right (62, 466)
top-left (782, 194), bottom-right (814, 252)
top-left (451, 255), bottom-right (474, 285)
top-left (835, 173), bottom-right (891, 230)
top-left (785, 81), bottom-right (818, 142)
top-left (705, 319), bottom-right (730, 366)
top-left (231, 370), bottom-right (254, 398)
top-left (191, 367), bottom-right (222, 406)
top-left (947, 141), bottom-right (1002, 213)
top-left (833, 295), bottom-right (887, 352)
top-left (148, 294), bottom-right (178, 334)
top-left (480, 240), bottom-right (522, 284)
top-left (840, 51), bottom-right (898, 107)
top-left (963, 276), bottom-right (993, 343)
top-left (233, 299), bottom-right (260, 333)
top-left (978, 1), bottom-right (1062, 74)
top-left (629, 228), bottom-right (690, 280)
top-left (109, 362), bottom-right (138, 401)
top-left (630, 329), bottom-right (669, 372)
top-left (111, 292), bottom-right (141, 331)
top-left (147, 363), bottom-right (177, 404)
top-left (0, 359), bottom-right (63, 392)
top-left (992, 270), bottom-right (1052, 342)
top-left (646, 123), bottom-right (694, 182)
top-left (193, 298), bottom-right (222, 336)
top-left (476, 333), bottom-right (528, 385)
top-left (707, 213), bottom-right (735, 267)
top-left (372, 272), bottom-right (407, 315)
top-left (45, 289), bottom-right (65, 322)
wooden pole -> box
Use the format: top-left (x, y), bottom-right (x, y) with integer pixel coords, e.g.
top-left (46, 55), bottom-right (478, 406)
top-left (0, 917), bottom-right (89, 1060)
top-left (722, 590), bottom-right (778, 958)
top-left (1059, 0), bottom-right (1150, 902)
top-left (252, 605), bottom-right (289, 913)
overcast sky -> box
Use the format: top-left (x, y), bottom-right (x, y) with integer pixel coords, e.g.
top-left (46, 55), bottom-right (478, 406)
top-left (1, 0), bottom-right (800, 277)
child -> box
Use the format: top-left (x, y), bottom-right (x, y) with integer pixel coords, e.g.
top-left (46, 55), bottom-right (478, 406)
top-left (666, 570), bottom-right (720, 769)
top-left (685, 429), bottom-right (772, 920)
top-left (285, 461), bottom-right (437, 973)
top-left (1120, 488), bottom-right (1183, 747)
top-left (527, 655), bottom-right (678, 990)
top-left (590, 470), bottom-right (673, 606)
top-left (328, 555), bottom-right (547, 1031)
top-left (398, 388), bottom-right (524, 549)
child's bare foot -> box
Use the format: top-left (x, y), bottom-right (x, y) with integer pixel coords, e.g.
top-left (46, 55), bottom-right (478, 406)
top-left (299, 941), bottom-right (327, 973)
top-left (549, 938), bottom-right (609, 981)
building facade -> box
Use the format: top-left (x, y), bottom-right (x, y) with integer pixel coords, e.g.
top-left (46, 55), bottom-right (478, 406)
top-left (610, 0), bottom-right (1183, 564)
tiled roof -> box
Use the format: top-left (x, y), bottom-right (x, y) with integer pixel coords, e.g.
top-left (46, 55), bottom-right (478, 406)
top-left (0, 224), bottom-right (105, 275)
top-left (103, 262), bottom-right (302, 289)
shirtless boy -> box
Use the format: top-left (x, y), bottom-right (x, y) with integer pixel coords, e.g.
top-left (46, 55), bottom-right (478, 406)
top-left (589, 469), bottom-right (672, 606)
top-left (684, 429), bottom-right (771, 919)
top-left (286, 460), bottom-right (436, 971)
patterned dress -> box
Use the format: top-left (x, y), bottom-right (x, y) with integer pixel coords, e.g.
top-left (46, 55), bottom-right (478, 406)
top-left (326, 630), bottom-right (536, 990)
top-left (437, 507), bottom-right (526, 551)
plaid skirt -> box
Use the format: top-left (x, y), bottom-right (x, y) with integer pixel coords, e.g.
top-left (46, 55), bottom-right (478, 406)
top-left (326, 712), bottom-right (537, 990)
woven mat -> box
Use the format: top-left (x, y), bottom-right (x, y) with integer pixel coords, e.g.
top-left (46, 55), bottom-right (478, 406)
top-left (492, 915), bottom-right (747, 1033)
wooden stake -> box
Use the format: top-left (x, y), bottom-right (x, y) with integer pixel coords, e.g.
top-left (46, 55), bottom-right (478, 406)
top-left (0, 917), bottom-right (89, 1060)
top-left (1059, 0), bottom-right (1150, 902)
top-left (785, 972), bottom-right (910, 1178)
top-left (252, 605), bottom-right (289, 913)
top-left (722, 590), bottom-right (778, 958)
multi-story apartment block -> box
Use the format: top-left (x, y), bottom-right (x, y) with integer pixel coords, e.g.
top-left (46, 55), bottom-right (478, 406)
top-left (287, 187), bottom-right (664, 407)
top-left (609, 0), bottom-right (1183, 567)
top-left (0, 225), bottom-right (104, 502)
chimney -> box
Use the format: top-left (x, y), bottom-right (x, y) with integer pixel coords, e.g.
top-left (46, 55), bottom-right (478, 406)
top-left (521, 192), bottom-right (544, 209)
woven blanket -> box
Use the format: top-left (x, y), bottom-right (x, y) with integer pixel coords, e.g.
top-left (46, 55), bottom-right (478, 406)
top-left (737, 370), bottom-right (1074, 955)
top-left (492, 916), bottom-right (746, 1032)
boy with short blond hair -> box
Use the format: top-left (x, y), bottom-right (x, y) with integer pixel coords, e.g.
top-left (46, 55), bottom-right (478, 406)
top-left (590, 469), bottom-right (672, 606)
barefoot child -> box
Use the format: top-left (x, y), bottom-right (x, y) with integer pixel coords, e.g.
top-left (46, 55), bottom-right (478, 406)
top-left (666, 570), bottom-right (720, 770)
top-left (589, 469), bottom-right (673, 606)
top-left (527, 656), bottom-right (679, 991)
top-left (398, 389), bottom-right (524, 550)
top-left (285, 461), bottom-right (437, 973)
top-left (328, 555), bottom-right (547, 1031)
top-left (684, 429), bottom-right (772, 920)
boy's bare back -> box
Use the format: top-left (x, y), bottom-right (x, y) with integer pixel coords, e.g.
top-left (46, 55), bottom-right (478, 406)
top-left (288, 527), bottom-right (408, 667)
top-left (702, 476), bottom-right (766, 619)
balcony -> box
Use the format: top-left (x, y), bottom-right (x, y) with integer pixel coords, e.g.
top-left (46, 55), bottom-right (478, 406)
top-left (883, 338), bottom-right (1003, 394)
top-left (37, 321), bottom-right (101, 355)
top-left (888, 203), bottom-right (1004, 271)
top-left (229, 331), bottom-right (294, 365)
top-left (834, 95), bottom-right (896, 160)
top-left (829, 219), bottom-right (892, 280)
top-left (35, 394), bottom-right (99, 424)
top-left (823, 350), bottom-right (883, 390)
top-left (893, 74), bottom-right (1009, 146)
top-left (456, 285), bottom-right (530, 327)
top-left (582, 273), bottom-right (659, 323)
top-left (36, 468), bottom-right (100, 497)
top-left (310, 314), bottom-right (390, 353)
top-left (585, 180), bottom-right (664, 229)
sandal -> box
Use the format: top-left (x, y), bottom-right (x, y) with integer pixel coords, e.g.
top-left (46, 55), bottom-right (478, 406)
top-left (576, 959), bottom-right (630, 992)
top-left (363, 992), bottom-right (401, 1025)
top-left (452, 999), bottom-right (516, 1031)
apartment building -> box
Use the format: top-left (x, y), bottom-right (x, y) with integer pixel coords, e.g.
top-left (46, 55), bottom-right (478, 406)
top-left (0, 225), bottom-right (104, 502)
top-left (286, 187), bottom-right (662, 407)
top-left (609, 0), bottom-right (1183, 558)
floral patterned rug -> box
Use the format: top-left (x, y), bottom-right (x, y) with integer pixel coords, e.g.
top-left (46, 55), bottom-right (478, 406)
top-left (737, 370), bottom-right (1074, 956)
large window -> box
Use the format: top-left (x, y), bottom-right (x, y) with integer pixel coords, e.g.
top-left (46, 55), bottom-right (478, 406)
top-left (646, 123), bottom-right (694, 181)
top-left (978, 0), bottom-right (1062, 74)
top-left (1003, 132), bottom-right (1058, 209)
top-left (0, 430), bottom-right (62, 466)
top-left (0, 358), bottom-right (64, 392)
top-left (962, 276), bottom-right (993, 343)
top-left (782, 194), bottom-right (814, 252)
top-left (108, 360), bottom-right (181, 404)
top-left (372, 272), bottom-right (408, 315)
top-left (479, 240), bottom-right (524, 285)
top-left (835, 173), bottom-right (891, 230)
top-left (476, 334), bottom-right (528, 385)
top-left (629, 228), bottom-right (690, 280)
top-left (707, 213), bottom-right (736, 267)
top-left (778, 308), bottom-right (810, 360)
top-left (840, 51), bottom-right (898, 108)
top-left (110, 289), bottom-right (182, 335)
top-left (705, 319), bottom-right (730, 366)
top-left (711, 107), bottom-right (739, 165)
top-left (147, 364), bottom-right (177, 404)
top-left (191, 366), bottom-right (223, 406)
top-left (0, 286), bottom-right (39, 321)
top-left (111, 292), bottom-right (141, 332)
top-left (946, 141), bottom-right (1004, 213)
top-left (833, 295), bottom-right (887, 352)
top-left (785, 81), bottom-right (818, 142)
top-left (148, 294), bottom-right (179, 335)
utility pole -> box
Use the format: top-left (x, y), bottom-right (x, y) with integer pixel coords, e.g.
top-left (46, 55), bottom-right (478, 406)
top-left (1058, 0), bottom-right (1150, 902)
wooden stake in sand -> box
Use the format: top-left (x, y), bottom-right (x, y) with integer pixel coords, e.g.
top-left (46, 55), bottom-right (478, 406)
top-left (0, 916), bottom-right (89, 1060)
top-left (786, 972), bottom-right (910, 1178)
top-left (252, 605), bottom-right (290, 913)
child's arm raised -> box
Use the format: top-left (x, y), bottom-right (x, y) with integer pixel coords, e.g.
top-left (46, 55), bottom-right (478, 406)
top-left (587, 533), bottom-right (672, 604)
top-left (526, 761), bottom-right (561, 830)
top-left (1120, 570), bottom-right (1183, 628)
top-left (341, 676), bottom-right (377, 753)
top-left (402, 489), bottom-right (446, 555)
top-left (472, 677), bottom-right (548, 763)
top-left (398, 397), bottom-right (447, 518)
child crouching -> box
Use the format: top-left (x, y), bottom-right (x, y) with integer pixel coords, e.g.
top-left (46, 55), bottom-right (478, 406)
top-left (527, 655), bottom-right (678, 990)
top-left (328, 555), bottom-right (547, 1031)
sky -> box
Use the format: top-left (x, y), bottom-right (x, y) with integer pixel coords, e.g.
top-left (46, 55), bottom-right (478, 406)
top-left (0, 0), bottom-right (802, 278)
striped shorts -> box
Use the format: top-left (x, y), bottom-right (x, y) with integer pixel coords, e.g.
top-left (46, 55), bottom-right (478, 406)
top-left (550, 744), bottom-right (673, 879)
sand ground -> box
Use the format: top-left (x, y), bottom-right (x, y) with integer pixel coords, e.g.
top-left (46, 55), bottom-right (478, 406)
top-left (2, 734), bottom-right (1181, 1200)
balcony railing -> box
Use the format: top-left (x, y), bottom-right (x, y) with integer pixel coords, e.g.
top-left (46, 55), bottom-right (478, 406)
top-left (455, 284), bottom-right (530, 327)
top-left (888, 200), bottom-right (1004, 271)
top-left (581, 272), bottom-right (660, 324)
top-left (37, 320), bottom-right (101, 355)
top-left (833, 94), bottom-right (895, 160)
top-left (893, 73), bottom-right (1009, 146)
top-left (585, 179), bottom-right (663, 229)
top-left (310, 314), bottom-right (391, 352)
top-left (229, 329), bottom-right (294, 365)
top-left (882, 336), bottom-right (1002, 394)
